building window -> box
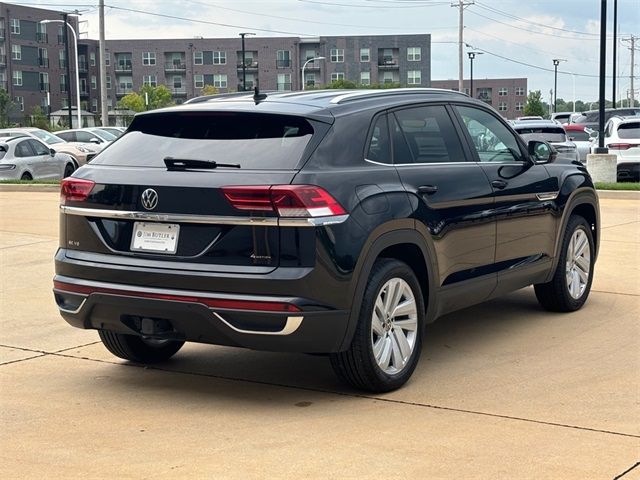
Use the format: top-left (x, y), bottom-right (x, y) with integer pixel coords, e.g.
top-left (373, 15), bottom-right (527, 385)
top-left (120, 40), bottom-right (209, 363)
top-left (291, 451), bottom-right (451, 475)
top-left (498, 102), bottom-right (508, 111)
top-left (213, 51), bottom-right (226, 65)
top-left (464, 87), bottom-right (470, 95)
top-left (331, 72), bottom-right (345, 82)
top-left (360, 71), bottom-right (370, 86)
top-left (277, 73), bottom-right (291, 91)
top-left (142, 52), bottom-right (156, 66)
top-left (304, 49), bottom-right (316, 62)
top-left (90, 52), bottom-right (96, 66)
top-left (12, 70), bottom-right (22, 86)
top-left (407, 70), bottom-right (421, 85)
top-left (515, 102), bottom-right (524, 111)
top-left (407, 47), bottom-right (421, 61)
top-left (11, 44), bottom-right (21, 61)
top-left (61, 98), bottom-right (69, 109)
top-left (360, 48), bottom-right (370, 62)
top-left (477, 87), bottom-right (492, 103)
top-left (58, 49), bottom-right (66, 68)
top-left (194, 51), bottom-right (203, 65)
top-left (91, 98), bottom-right (98, 112)
top-left (10, 19), bottom-right (20, 35)
top-left (143, 75), bottom-right (157, 87)
top-left (105, 52), bottom-right (110, 66)
top-left (515, 87), bottom-right (525, 96)
top-left (91, 75), bottom-right (97, 89)
top-left (39, 72), bottom-right (49, 92)
top-left (15, 96), bottom-right (24, 111)
top-left (107, 97), bottom-right (113, 109)
top-left (305, 73), bottom-right (315, 88)
top-left (106, 75), bottom-right (111, 90)
top-left (330, 48), bottom-right (344, 63)
top-left (214, 74), bottom-right (227, 88)
top-left (498, 87), bottom-right (508, 96)
top-left (60, 74), bottom-right (67, 93)
top-left (194, 74), bottom-right (204, 88)
top-left (80, 78), bottom-right (87, 94)
top-left (276, 50), bottom-right (290, 68)
top-left (382, 71), bottom-right (394, 84)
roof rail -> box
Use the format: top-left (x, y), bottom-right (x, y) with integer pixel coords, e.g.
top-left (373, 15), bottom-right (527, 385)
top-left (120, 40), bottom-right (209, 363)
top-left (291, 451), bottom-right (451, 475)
top-left (184, 91), bottom-right (253, 104)
top-left (329, 88), bottom-right (468, 105)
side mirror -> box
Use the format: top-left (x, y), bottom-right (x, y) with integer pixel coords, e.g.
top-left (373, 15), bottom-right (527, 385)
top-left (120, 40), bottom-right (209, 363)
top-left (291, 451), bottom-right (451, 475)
top-left (49, 148), bottom-right (56, 156)
top-left (528, 140), bottom-right (557, 164)
top-left (90, 138), bottom-right (101, 144)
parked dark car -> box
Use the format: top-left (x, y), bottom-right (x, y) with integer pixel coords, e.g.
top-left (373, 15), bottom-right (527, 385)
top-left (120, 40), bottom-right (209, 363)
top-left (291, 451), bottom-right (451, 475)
top-left (54, 89), bottom-right (600, 392)
top-left (572, 107), bottom-right (640, 129)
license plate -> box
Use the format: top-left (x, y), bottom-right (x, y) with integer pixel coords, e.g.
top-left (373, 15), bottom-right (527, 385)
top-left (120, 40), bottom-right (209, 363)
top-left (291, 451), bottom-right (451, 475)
top-left (131, 222), bottom-right (179, 254)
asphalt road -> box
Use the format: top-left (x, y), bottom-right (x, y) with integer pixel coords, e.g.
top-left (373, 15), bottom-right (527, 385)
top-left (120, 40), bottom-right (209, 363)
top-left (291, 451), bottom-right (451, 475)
top-left (1, 191), bottom-right (638, 479)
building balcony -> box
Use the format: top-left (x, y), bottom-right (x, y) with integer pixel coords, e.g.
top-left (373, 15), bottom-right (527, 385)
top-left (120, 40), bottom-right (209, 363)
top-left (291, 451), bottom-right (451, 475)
top-left (237, 82), bottom-right (255, 92)
top-left (116, 86), bottom-right (133, 95)
top-left (165, 62), bottom-right (186, 72)
top-left (115, 64), bottom-right (132, 73)
top-left (170, 87), bottom-right (187, 95)
top-left (78, 61), bottom-right (88, 73)
top-left (378, 59), bottom-right (399, 69)
top-left (80, 89), bottom-right (89, 97)
top-left (477, 94), bottom-right (492, 104)
top-left (237, 61), bottom-right (258, 70)
top-left (60, 84), bottom-right (68, 93)
top-left (276, 59), bottom-right (291, 69)
top-left (39, 57), bottom-right (49, 68)
top-left (39, 83), bottom-right (50, 92)
top-left (302, 61), bottom-right (321, 71)
top-left (36, 32), bottom-right (48, 43)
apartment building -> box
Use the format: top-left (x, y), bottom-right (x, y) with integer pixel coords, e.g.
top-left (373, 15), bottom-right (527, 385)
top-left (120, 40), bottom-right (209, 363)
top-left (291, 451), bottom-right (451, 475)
top-left (431, 78), bottom-right (528, 119)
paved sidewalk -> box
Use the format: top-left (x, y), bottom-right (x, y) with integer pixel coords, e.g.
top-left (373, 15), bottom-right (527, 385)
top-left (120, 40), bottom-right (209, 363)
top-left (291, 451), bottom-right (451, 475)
top-left (1, 192), bottom-right (638, 479)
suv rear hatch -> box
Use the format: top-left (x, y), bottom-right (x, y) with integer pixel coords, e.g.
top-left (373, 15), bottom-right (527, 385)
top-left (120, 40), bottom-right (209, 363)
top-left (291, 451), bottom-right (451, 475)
top-left (62, 110), bottom-right (334, 274)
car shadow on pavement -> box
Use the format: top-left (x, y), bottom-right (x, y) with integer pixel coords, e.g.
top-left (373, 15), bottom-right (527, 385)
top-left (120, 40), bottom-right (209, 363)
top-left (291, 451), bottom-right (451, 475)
top-left (96, 287), bottom-right (555, 404)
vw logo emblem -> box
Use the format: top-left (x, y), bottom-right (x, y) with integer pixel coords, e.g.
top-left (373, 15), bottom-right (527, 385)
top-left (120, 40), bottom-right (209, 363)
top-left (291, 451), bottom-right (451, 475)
top-left (141, 188), bottom-right (159, 210)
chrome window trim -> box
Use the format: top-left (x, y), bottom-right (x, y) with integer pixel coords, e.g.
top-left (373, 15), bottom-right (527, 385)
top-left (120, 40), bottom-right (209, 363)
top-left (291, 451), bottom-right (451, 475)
top-left (60, 206), bottom-right (348, 227)
top-left (536, 192), bottom-right (559, 201)
top-left (213, 312), bottom-right (304, 336)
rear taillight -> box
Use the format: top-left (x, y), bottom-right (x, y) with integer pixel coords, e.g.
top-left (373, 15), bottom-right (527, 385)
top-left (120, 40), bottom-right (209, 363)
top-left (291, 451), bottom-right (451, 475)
top-left (222, 185), bottom-right (346, 217)
top-left (60, 178), bottom-right (95, 204)
top-left (608, 143), bottom-right (635, 150)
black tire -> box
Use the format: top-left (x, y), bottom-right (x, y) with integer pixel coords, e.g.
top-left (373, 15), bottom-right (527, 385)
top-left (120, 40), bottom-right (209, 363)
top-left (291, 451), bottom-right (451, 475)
top-left (330, 258), bottom-right (425, 392)
top-left (534, 215), bottom-right (595, 312)
top-left (63, 162), bottom-right (76, 178)
top-left (98, 330), bottom-right (184, 363)
top-left (20, 172), bottom-right (32, 181)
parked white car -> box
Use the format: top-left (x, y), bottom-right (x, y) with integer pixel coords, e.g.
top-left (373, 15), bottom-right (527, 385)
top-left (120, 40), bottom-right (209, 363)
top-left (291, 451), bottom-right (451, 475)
top-left (0, 136), bottom-right (77, 181)
top-left (512, 120), bottom-right (580, 163)
top-left (599, 117), bottom-right (640, 181)
top-left (56, 128), bottom-right (118, 146)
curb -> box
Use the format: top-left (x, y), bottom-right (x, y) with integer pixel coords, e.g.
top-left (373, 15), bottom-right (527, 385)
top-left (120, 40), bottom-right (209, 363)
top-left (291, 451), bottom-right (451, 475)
top-left (596, 190), bottom-right (640, 200)
top-left (0, 184), bottom-right (60, 192)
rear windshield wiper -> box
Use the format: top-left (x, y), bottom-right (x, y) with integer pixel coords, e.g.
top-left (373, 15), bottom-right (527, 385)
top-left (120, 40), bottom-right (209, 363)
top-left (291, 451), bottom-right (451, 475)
top-left (164, 157), bottom-right (241, 171)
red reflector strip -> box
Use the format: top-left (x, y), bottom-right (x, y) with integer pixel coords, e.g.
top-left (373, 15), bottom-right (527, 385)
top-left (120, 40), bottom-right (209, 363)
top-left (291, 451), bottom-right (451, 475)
top-left (53, 281), bottom-right (301, 313)
top-left (608, 143), bottom-right (635, 150)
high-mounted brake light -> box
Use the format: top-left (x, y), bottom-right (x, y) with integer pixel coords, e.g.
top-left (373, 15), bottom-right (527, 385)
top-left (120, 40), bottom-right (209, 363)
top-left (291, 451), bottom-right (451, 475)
top-left (60, 178), bottom-right (95, 204)
top-left (608, 143), bottom-right (635, 150)
top-left (222, 185), bottom-right (346, 218)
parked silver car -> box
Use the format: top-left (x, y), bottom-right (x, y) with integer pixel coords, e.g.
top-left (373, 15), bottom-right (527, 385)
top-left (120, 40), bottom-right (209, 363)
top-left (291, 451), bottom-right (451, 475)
top-left (0, 136), bottom-right (77, 180)
top-left (512, 120), bottom-right (580, 163)
top-left (56, 128), bottom-right (117, 146)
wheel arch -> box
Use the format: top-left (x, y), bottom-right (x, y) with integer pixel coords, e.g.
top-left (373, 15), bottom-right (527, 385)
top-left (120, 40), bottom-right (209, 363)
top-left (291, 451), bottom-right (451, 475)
top-left (338, 227), bottom-right (438, 351)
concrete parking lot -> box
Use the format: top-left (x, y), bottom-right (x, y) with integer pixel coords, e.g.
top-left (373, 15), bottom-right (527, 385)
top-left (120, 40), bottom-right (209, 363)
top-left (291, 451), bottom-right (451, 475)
top-left (0, 190), bottom-right (638, 479)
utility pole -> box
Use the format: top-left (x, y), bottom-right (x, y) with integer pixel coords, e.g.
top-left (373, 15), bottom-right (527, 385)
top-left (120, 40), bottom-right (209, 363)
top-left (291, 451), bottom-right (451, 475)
top-left (62, 12), bottom-right (73, 128)
top-left (621, 35), bottom-right (637, 105)
top-left (594, 0), bottom-right (607, 154)
top-left (238, 32), bottom-right (254, 91)
top-left (98, 0), bottom-right (108, 126)
top-left (612, 0), bottom-right (617, 108)
top-left (451, 1), bottom-right (473, 93)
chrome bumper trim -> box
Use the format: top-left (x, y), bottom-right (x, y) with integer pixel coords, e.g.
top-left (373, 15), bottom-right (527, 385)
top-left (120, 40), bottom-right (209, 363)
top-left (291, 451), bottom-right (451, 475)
top-left (212, 312), bottom-right (304, 336)
top-left (61, 206), bottom-right (348, 227)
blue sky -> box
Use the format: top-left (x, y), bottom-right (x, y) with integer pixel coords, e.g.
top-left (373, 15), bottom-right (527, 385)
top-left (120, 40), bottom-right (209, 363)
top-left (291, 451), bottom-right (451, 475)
top-left (15, 0), bottom-right (640, 102)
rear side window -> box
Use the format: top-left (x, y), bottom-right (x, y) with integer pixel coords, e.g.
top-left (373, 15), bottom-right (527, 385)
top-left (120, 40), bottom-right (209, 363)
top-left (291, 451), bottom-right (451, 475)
top-left (366, 115), bottom-right (391, 164)
top-left (392, 105), bottom-right (465, 163)
top-left (57, 132), bottom-right (75, 142)
top-left (617, 122), bottom-right (640, 139)
top-left (14, 140), bottom-right (34, 157)
top-left (91, 112), bottom-right (315, 170)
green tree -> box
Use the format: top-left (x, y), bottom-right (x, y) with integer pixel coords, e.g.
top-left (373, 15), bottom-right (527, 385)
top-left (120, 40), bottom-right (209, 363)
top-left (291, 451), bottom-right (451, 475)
top-left (201, 85), bottom-right (219, 96)
top-left (28, 106), bottom-right (50, 130)
top-left (117, 85), bottom-right (175, 113)
top-left (0, 88), bottom-right (15, 128)
top-left (118, 92), bottom-right (145, 113)
top-left (326, 79), bottom-right (358, 89)
top-left (524, 90), bottom-right (545, 117)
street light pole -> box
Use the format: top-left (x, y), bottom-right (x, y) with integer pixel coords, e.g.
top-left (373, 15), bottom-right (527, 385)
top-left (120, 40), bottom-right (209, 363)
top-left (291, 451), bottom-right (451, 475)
top-left (467, 51), bottom-right (482, 98)
top-left (301, 56), bottom-right (325, 91)
top-left (553, 59), bottom-right (560, 115)
top-left (239, 32), bottom-right (255, 91)
top-left (42, 18), bottom-right (80, 128)
top-left (594, 0), bottom-right (608, 153)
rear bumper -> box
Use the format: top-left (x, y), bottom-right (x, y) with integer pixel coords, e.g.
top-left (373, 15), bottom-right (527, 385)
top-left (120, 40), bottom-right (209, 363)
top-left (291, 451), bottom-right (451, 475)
top-left (53, 275), bottom-right (350, 353)
top-left (617, 162), bottom-right (640, 181)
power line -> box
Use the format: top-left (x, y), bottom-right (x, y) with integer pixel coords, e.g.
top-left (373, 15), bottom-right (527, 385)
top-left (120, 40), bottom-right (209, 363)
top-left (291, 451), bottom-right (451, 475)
top-left (297, 0), bottom-right (449, 8)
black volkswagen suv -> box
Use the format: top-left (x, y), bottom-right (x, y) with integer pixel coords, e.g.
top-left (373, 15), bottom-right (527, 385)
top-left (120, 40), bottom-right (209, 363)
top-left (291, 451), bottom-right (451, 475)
top-left (54, 89), bottom-right (600, 392)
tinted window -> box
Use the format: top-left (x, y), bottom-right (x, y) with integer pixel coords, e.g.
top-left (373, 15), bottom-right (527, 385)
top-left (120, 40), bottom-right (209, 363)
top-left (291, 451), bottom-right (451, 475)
top-left (31, 130), bottom-right (65, 145)
top-left (91, 112), bottom-right (315, 170)
top-left (76, 131), bottom-right (100, 143)
top-left (566, 130), bottom-right (590, 141)
top-left (28, 139), bottom-right (49, 155)
top-left (14, 140), bottom-right (34, 157)
top-left (617, 122), bottom-right (640, 139)
top-left (392, 105), bottom-right (465, 163)
top-left (514, 126), bottom-right (566, 143)
top-left (456, 106), bottom-right (524, 162)
top-left (366, 114), bottom-right (391, 164)
top-left (57, 132), bottom-right (75, 142)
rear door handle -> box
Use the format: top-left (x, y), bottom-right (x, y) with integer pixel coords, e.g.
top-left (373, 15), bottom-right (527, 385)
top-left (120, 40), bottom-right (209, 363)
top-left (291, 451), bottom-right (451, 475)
top-left (418, 185), bottom-right (438, 195)
top-left (491, 180), bottom-right (508, 190)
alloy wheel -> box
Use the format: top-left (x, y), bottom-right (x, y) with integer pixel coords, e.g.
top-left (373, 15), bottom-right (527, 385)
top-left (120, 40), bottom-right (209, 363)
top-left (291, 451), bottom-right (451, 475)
top-left (565, 229), bottom-right (591, 299)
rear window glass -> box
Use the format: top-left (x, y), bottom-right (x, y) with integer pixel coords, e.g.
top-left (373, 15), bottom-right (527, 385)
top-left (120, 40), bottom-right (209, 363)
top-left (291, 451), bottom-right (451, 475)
top-left (515, 127), bottom-right (566, 143)
top-left (91, 112), bottom-right (315, 170)
top-left (566, 130), bottom-right (590, 141)
top-left (617, 122), bottom-right (640, 139)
